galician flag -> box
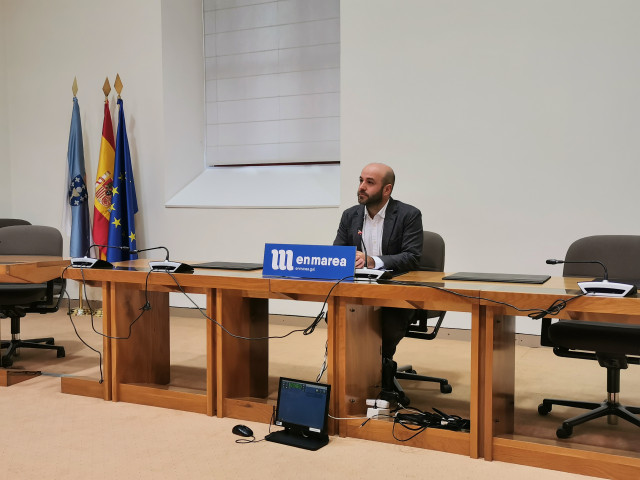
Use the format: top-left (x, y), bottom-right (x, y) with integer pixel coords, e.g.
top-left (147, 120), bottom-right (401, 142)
top-left (66, 96), bottom-right (91, 258)
top-left (106, 98), bottom-right (138, 262)
top-left (92, 100), bottom-right (115, 260)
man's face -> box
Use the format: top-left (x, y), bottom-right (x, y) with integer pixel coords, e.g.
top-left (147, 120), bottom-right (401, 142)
top-left (357, 166), bottom-right (385, 206)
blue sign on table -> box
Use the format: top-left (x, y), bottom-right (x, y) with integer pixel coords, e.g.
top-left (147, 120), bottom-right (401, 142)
top-left (263, 244), bottom-right (356, 280)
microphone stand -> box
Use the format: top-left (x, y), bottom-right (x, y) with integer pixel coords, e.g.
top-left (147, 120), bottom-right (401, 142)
top-left (546, 259), bottom-right (637, 297)
top-left (355, 226), bottom-right (388, 282)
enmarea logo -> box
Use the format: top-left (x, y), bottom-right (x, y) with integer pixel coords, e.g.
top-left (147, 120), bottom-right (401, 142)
top-left (271, 248), bottom-right (294, 271)
top-left (263, 244), bottom-right (357, 280)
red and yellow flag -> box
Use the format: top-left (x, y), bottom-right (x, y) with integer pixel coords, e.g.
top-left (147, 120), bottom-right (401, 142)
top-left (92, 100), bottom-right (115, 260)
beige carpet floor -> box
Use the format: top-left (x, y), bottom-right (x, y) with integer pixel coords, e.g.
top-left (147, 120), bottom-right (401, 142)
top-left (2, 306), bottom-right (637, 479)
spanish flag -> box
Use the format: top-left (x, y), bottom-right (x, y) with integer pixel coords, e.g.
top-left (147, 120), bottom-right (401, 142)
top-left (92, 100), bottom-right (115, 260)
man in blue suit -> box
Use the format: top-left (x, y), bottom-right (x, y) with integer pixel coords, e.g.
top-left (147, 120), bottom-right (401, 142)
top-left (334, 163), bottom-right (423, 400)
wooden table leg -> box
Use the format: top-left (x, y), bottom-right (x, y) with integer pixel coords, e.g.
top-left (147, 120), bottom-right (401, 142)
top-left (60, 282), bottom-right (112, 400)
top-left (215, 288), bottom-right (268, 419)
top-left (482, 306), bottom-right (515, 461)
top-left (111, 284), bottom-right (170, 399)
top-left (335, 299), bottom-right (381, 436)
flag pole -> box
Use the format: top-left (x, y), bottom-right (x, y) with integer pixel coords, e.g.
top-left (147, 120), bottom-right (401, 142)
top-left (74, 284), bottom-right (87, 315)
top-left (69, 78), bottom-right (88, 316)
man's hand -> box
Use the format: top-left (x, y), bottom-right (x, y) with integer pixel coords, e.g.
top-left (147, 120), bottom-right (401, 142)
top-left (355, 251), bottom-right (374, 269)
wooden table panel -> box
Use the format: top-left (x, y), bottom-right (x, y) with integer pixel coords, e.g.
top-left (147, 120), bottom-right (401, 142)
top-left (215, 288), bottom-right (269, 417)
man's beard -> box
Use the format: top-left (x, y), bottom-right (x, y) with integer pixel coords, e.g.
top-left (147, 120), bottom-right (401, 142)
top-left (358, 188), bottom-right (383, 206)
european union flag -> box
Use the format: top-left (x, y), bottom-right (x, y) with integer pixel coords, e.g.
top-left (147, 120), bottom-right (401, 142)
top-left (67, 97), bottom-right (91, 258)
top-left (107, 98), bottom-right (138, 262)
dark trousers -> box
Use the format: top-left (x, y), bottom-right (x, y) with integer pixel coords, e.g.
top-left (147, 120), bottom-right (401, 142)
top-left (380, 307), bottom-right (415, 359)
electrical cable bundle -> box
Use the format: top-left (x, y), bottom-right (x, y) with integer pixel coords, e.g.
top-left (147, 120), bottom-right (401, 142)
top-left (392, 407), bottom-right (470, 441)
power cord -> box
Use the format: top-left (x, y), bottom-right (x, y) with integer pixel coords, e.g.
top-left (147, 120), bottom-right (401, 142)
top-left (158, 271), bottom-right (354, 342)
top-left (67, 267), bottom-right (151, 340)
top-left (60, 266), bottom-right (104, 383)
top-left (235, 406), bottom-right (276, 444)
top-left (380, 278), bottom-right (585, 319)
top-left (391, 406), bottom-right (470, 441)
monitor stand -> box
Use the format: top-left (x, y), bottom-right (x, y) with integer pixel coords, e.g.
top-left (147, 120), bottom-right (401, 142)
top-left (265, 429), bottom-right (329, 451)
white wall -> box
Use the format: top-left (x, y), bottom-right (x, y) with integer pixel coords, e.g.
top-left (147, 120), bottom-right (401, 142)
top-left (341, 0), bottom-right (640, 331)
top-left (3, 1), bottom-right (640, 328)
top-left (3, 0), bottom-right (164, 241)
top-left (0, 0), bottom-right (11, 215)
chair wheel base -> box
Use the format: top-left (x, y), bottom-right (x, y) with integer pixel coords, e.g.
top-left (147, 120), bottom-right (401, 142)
top-left (380, 389), bottom-right (411, 408)
top-left (556, 425), bottom-right (573, 438)
top-left (538, 403), bottom-right (551, 415)
top-left (440, 383), bottom-right (452, 394)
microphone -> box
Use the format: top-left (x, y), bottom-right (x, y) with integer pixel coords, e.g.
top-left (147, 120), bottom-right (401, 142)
top-left (139, 245), bottom-right (194, 274)
top-left (71, 244), bottom-right (130, 269)
top-left (354, 227), bottom-right (389, 282)
top-left (545, 259), bottom-right (609, 280)
top-left (131, 246), bottom-right (170, 261)
top-left (545, 258), bottom-right (636, 297)
top-left (358, 228), bottom-right (369, 269)
top-left (85, 244), bottom-right (129, 258)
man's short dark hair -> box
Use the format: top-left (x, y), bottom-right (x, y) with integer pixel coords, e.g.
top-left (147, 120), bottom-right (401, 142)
top-left (383, 169), bottom-right (395, 189)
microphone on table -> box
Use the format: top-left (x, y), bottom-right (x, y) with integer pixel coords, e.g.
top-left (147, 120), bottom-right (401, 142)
top-left (70, 244), bottom-right (130, 269)
top-left (545, 258), bottom-right (636, 297)
top-left (140, 246), bottom-right (194, 274)
top-left (354, 227), bottom-right (388, 282)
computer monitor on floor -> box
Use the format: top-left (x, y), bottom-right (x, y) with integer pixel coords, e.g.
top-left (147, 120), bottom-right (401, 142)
top-left (265, 377), bottom-right (331, 451)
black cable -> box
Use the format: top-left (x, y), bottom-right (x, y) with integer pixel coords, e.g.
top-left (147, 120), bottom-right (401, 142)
top-left (391, 406), bottom-right (470, 441)
top-left (303, 275), bottom-right (352, 335)
top-left (235, 407), bottom-right (276, 444)
top-left (60, 266), bottom-right (104, 383)
top-left (157, 270), bottom-right (354, 341)
top-left (72, 267), bottom-right (150, 340)
top-left (379, 279), bottom-right (585, 319)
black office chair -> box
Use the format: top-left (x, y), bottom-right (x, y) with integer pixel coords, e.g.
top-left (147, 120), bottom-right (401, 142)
top-left (538, 235), bottom-right (640, 438)
top-left (0, 225), bottom-right (66, 367)
top-left (393, 231), bottom-right (452, 399)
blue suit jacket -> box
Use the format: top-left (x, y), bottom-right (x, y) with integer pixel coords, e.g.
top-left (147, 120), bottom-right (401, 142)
top-left (333, 198), bottom-right (423, 273)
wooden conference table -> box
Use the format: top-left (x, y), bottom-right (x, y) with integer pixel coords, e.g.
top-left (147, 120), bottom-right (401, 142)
top-left (59, 262), bottom-right (640, 479)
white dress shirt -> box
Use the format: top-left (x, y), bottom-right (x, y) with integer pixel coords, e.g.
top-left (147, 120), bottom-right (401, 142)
top-left (362, 200), bottom-right (389, 270)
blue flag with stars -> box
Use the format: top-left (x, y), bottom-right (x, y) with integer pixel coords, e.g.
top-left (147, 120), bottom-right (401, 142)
top-left (107, 98), bottom-right (138, 262)
top-left (67, 97), bottom-right (91, 258)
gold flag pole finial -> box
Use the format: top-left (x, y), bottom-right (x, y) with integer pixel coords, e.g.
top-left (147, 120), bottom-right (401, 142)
top-left (102, 77), bottom-right (112, 101)
top-left (114, 73), bottom-right (123, 99)
top-left (72, 77), bottom-right (78, 97)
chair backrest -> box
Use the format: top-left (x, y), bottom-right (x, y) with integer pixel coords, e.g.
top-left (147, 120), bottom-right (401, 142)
top-left (406, 231), bottom-right (446, 339)
top-left (563, 235), bottom-right (640, 279)
top-left (418, 231), bottom-right (445, 272)
top-left (0, 225), bottom-right (63, 256)
top-left (0, 218), bottom-right (31, 228)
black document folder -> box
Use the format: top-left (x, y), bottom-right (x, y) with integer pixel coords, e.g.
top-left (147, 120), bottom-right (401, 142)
top-left (442, 272), bottom-right (550, 284)
top-left (191, 261), bottom-right (262, 271)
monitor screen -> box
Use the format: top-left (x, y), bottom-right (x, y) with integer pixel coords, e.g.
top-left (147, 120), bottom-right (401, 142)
top-left (275, 377), bottom-right (331, 434)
